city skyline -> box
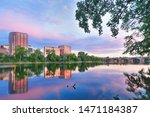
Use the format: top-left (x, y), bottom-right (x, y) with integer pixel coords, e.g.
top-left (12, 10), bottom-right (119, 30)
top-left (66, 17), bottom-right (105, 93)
top-left (0, 0), bottom-right (135, 57)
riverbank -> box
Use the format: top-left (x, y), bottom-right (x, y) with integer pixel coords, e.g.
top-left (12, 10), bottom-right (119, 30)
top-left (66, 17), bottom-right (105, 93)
top-left (0, 61), bottom-right (103, 65)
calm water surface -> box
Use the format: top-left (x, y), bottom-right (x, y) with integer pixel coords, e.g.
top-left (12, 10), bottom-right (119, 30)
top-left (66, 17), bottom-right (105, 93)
top-left (0, 63), bottom-right (150, 100)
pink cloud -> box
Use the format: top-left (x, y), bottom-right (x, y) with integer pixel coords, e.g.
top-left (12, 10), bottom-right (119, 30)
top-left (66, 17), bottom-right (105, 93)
top-left (70, 35), bottom-right (125, 55)
top-left (0, 10), bottom-right (62, 39)
top-left (0, 10), bottom-right (126, 56)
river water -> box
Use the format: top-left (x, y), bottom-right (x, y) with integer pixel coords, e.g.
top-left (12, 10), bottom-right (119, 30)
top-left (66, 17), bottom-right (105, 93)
top-left (0, 63), bottom-right (150, 100)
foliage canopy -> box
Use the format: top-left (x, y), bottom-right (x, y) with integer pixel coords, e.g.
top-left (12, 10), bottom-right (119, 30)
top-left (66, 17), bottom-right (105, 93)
top-left (75, 0), bottom-right (150, 55)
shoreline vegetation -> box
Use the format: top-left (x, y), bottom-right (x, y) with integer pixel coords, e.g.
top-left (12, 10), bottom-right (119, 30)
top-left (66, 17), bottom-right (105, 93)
top-left (0, 46), bottom-right (104, 65)
top-left (0, 61), bottom-right (103, 65)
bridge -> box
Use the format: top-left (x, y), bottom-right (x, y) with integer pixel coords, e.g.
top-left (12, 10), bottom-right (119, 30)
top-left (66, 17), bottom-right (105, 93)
top-left (106, 57), bottom-right (150, 64)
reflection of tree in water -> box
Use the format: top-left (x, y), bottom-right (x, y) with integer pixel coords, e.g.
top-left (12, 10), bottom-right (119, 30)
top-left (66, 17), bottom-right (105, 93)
top-left (78, 62), bottom-right (101, 72)
top-left (15, 66), bottom-right (28, 80)
top-left (28, 64), bottom-right (44, 76)
top-left (46, 64), bottom-right (60, 75)
top-left (0, 63), bottom-right (102, 79)
top-left (14, 64), bottom-right (44, 77)
top-left (78, 63), bottom-right (88, 72)
top-left (45, 63), bottom-right (101, 73)
top-left (60, 63), bottom-right (78, 71)
top-left (124, 69), bottom-right (150, 100)
top-left (46, 64), bottom-right (78, 76)
top-left (14, 65), bottom-right (36, 78)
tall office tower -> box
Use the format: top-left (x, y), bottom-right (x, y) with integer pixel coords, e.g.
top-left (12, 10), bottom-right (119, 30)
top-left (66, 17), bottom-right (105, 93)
top-left (9, 32), bottom-right (28, 54)
top-left (58, 45), bottom-right (71, 56)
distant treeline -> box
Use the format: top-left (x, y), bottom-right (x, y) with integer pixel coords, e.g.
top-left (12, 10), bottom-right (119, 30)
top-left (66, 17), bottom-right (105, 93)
top-left (0, 46), bottom-right (104, 63)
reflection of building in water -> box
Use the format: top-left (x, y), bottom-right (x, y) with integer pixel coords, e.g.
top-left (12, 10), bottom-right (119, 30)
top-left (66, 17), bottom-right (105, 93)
top-left (0, 72), bottom-right (9, 80)
top-left (59, 70), bottom-right (72, 79)
top-left (9, 70), bottom-right (28, 94)
top-left (44, 67), bottom-right (72, 79)
top-left (44, 67), bottom-right (60, 78)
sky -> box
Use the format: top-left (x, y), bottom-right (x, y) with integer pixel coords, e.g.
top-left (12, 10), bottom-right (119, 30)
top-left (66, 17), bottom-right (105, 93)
top-left (0, 0), bottom-right (131, 57)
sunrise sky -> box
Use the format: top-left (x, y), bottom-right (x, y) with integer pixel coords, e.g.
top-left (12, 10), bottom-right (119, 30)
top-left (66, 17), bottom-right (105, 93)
top-left (0, 0), bottom-right (131, 57)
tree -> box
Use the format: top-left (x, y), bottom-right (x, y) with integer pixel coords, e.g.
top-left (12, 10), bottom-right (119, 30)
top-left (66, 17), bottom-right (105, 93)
top-left (68, 54), bottom-right (78, 61)
top-left (0, 53), bottom-right (4, 62)
top-left (29, 49), bottom-right (44, 62)
top-left (46, 50), bottom-right (60, 62)
top-left (75, 0), bottom-right (150, 55)
top-left (61, 54), bottom-right (78, 62)
top-left (124, 69), bottom-right (150, 99)
top-left (15, 46), bottom-right (28, 61)
top-left (60, 55), bottom-right (68, 62)
top-left (78, 51), bottom-right (88, 61)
